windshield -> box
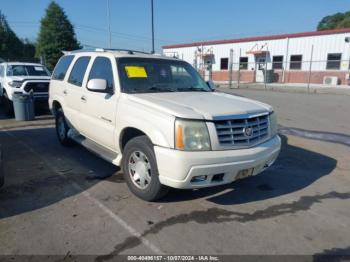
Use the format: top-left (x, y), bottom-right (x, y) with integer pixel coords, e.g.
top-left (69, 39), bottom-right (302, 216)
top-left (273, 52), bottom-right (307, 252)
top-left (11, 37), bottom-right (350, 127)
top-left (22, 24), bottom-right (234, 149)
top-left (6, 65), bottom-right (50, 77)
top-left (117, 58), bottom-right (211, 93)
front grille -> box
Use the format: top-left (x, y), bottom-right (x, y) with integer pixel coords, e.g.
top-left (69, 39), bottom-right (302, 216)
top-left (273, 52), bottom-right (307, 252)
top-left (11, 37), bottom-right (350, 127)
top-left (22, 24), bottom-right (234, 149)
top-left (214, 114), bottom-right (269, 148)
top-left (23, 82), bottom-right (49, 93)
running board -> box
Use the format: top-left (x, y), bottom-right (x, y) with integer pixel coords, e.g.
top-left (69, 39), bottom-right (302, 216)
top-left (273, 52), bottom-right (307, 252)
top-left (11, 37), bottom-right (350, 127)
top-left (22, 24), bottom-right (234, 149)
top-left (68, 130), bottom-right (122, 166)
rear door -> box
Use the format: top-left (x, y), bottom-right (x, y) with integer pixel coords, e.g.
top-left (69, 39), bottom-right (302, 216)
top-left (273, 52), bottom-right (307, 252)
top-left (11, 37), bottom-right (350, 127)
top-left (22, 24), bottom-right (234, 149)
top-left (255, 56), bottom-right (266, 83)
top-left (79, 55), bottom-right (118, 150)
top-left (64, 56), bottom-right (91, 130)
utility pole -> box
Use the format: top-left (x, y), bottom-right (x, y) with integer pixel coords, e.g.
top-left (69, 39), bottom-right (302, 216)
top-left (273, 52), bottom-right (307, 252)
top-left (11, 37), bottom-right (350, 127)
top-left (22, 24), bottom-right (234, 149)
top-left (307, 44), bottom-right (314, 93)
top-left (151, 0), bottom-right (155, 53)
top-left (107, 0), bottom-right (112, 48)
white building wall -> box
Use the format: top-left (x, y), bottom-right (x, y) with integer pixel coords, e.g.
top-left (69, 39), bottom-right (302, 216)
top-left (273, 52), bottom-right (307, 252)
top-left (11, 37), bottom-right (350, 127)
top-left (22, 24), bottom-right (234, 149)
top-left (164, 32), bottom-right (350, 72)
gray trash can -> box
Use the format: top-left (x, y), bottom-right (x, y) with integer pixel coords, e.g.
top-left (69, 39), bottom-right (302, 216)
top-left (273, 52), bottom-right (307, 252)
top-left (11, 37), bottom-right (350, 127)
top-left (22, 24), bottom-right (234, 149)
top-left (13, 93), bottom-right (35, 121)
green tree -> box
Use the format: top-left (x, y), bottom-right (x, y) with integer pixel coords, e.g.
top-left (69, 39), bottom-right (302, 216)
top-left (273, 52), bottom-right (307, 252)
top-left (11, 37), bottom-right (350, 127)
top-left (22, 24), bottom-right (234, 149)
top-left (317, 11), bottom-right (350, 31)
top-left (22, 38), bottom-right (36, 61)
top-left (0, 11), bottom-right (25, 60)
top-left (36, 1), bottom-right (80, 70)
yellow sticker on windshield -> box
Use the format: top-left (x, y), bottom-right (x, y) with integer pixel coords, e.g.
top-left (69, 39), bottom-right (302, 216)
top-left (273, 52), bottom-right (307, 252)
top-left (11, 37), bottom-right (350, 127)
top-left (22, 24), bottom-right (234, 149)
top-left (125, 66), bottom-right (147, 78)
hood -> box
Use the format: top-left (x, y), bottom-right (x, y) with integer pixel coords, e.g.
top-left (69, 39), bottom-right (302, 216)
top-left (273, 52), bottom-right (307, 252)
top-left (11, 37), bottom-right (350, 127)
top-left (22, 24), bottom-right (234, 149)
top-left (129, 92), bottom-right (272, 120)
top-left (7, 76), bottom-right (51, 82)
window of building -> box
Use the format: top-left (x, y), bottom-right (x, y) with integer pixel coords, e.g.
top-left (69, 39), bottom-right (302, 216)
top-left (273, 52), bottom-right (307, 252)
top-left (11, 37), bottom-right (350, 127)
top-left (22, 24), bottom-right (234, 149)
top-left (68, 56), bottom-right (91, 87)
top-left (290, 55), bottom-right (302, 70)
top-left (272, 56), bottom-right (283, 70)
top-left (326, 53), bottom-right (342, 70)
top-left (88, 57), bottom-right (114, 90)
top-left (52, 55), bottom-right (74, 80)
top-left (220, 58), bottom-right (229, 70)
top-left (240, 57), bottom-right (248, 70)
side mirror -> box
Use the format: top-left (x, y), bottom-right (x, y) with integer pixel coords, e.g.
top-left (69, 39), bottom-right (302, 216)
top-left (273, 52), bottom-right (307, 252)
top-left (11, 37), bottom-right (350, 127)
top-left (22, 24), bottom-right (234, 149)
top-left (206, 80), bottom-right (216, 91)
top-left (87, 79), bottom-right (109, 93)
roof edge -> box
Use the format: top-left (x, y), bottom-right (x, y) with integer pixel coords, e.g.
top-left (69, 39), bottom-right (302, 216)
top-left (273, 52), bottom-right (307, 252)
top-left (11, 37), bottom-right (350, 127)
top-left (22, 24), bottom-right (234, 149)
top-left (162, 28), bottom-right (350, 49)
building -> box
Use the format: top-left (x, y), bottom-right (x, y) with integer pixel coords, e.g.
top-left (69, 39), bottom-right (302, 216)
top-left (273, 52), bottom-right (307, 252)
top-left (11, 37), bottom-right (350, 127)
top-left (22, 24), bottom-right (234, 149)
top-left (162, 28), bottom-right (350, 85)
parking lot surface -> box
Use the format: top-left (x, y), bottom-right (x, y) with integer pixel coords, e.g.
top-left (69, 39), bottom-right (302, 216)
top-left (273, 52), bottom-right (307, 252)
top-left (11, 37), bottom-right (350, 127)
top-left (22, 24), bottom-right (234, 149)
top-left (0, 89), bottom-right (350, 258)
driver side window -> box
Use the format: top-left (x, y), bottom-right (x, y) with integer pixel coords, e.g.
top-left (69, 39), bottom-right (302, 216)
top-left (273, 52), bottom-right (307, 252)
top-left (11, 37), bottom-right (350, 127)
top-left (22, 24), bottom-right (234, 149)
top-left (88, 57), bottom-right (114, 90)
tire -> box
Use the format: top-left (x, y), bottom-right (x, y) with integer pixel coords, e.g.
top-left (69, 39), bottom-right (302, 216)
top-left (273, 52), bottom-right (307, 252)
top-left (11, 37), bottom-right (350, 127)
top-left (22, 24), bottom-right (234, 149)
top-left (55, 109), bottom-right (73, 146)
top-left (122, 135), bottom-right (169, 201)
top-left (0, 147), bottom-right (3, 188)
top-left (0, 173), bottom-right (4, 188)
top-left (3, 92), bottom-right (14, 116)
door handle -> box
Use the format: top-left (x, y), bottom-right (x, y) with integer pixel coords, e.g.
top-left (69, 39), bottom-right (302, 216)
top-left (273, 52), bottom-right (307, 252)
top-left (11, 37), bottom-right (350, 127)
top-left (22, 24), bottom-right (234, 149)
top-left (63, 90), bottom-right (68, 95)
top-left (81, 95), bottom-right (87, 102)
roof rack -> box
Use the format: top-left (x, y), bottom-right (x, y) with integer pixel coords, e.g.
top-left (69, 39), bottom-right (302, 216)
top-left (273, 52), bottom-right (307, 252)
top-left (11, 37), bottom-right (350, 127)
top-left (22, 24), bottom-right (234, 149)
top-left (63, 48), bottom-right (152, 55)
top-left (98, 48), bottom-right (151, 55)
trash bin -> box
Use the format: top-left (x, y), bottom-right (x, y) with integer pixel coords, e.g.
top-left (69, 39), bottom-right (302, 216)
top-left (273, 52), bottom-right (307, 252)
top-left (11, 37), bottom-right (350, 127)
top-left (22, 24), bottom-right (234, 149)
top-left (12, 93), bottom-right (35, 121)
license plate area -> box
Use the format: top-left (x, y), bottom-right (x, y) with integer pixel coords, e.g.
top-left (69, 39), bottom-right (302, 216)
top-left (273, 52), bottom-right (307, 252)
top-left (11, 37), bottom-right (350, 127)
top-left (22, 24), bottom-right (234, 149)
top-left (236, 168), bottom-right (254, 180)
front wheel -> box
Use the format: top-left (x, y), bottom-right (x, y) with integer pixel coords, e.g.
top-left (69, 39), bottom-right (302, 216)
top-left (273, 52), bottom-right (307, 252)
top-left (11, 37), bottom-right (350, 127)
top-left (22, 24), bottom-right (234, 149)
top-left (122, 136), bottom-right (169, 201)
top-left (2, 93), bottom-right (14, 116)
top-left (55, 109), bottom-right (73, 146)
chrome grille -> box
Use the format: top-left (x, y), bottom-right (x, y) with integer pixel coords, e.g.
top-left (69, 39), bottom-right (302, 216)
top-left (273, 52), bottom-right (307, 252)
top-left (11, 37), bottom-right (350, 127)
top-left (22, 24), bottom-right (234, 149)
top-left (23, 82), bottom-right (49, 93)
top-left (214, 114), bottom-right (269, 147)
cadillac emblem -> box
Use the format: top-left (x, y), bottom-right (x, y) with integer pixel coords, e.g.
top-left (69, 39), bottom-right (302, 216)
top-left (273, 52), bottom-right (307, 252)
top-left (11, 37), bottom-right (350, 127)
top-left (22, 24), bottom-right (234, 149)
top-left (243, 126), bottom-right (254, 137)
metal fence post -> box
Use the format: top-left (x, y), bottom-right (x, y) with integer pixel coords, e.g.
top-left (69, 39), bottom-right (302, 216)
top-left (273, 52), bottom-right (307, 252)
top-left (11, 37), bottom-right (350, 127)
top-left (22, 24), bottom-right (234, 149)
top-left (229, 48), bottom-right (233, 88)
top-left (237, 48), bottom-right (241, 89)
top-left (282, 37), bottom-right (289, 83)
top-left (307, 44), bottom-right (314, 93)
top-left (264, 51), bottom-right (268, 90)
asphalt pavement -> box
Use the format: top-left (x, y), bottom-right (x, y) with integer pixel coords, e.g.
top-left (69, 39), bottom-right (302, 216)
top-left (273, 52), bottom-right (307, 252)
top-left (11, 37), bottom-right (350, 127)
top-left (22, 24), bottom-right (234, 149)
top-left (0, 90), bottom-right (350, 259)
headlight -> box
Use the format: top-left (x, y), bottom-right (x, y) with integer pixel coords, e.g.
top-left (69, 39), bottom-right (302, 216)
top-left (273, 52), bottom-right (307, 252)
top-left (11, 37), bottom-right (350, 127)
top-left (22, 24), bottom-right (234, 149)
top-left (175, 119), bottom-right (211, 151)
top-left (269, 112), bottom-right (278, 137)
top-left (8, 81), bottom-right (23, 88)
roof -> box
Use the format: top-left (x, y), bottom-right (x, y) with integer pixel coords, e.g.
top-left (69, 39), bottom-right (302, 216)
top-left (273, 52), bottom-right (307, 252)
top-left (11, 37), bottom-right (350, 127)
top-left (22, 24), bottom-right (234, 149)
top-left (162, 28), bottom-right (350, 49)
top-left (0, 62), bottom-right (44, 66)
top-left (65, 48), bottom-right (179, 61)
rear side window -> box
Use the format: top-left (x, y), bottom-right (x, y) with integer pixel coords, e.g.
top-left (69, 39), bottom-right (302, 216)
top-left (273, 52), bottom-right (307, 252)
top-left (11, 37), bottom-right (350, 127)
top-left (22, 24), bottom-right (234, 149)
top-left (52, 55), bottom-right (74, 80)
top-left (68, 56), bottom-right (91, 87)
top-left (88, 57), bottom-right (114, 90)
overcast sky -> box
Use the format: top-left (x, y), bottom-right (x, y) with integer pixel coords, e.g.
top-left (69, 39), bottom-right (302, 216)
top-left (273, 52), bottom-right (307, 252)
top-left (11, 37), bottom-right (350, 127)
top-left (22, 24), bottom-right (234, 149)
top-left (1, 0), bottom-right (349, 52)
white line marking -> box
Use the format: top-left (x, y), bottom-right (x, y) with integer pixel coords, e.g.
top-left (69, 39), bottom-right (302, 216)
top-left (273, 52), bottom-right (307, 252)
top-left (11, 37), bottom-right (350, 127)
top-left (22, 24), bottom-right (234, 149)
top-left (4, 130), bottom-right (163, 254)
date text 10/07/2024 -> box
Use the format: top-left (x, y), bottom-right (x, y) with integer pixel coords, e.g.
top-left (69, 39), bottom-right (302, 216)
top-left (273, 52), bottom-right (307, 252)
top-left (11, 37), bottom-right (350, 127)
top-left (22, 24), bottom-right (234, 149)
top-left (127, 255), bottom-right (220, 261)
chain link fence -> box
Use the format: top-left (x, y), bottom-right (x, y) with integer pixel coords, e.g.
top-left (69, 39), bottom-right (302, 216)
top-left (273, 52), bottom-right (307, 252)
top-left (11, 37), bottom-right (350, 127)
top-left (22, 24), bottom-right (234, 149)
top-left (205, 59), bottom-right (350, 90)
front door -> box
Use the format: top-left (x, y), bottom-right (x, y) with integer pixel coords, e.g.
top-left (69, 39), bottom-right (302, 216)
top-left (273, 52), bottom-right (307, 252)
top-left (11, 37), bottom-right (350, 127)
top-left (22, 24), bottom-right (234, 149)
top-left (79, 56), bottom-right (117, 151)
top-left (255, 56), bottom-right (266, 83)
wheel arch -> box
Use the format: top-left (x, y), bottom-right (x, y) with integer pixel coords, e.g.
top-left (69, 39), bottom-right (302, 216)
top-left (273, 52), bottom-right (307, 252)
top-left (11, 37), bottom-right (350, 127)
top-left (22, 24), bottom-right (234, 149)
top-left (51, 100), bottom-right (62, 116)
top-left (119, 127), bottom-right (148, 153)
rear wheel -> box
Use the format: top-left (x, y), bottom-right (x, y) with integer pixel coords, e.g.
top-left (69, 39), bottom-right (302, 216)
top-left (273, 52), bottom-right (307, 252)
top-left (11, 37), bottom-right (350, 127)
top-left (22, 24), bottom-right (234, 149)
top-left (55, 109), bottom-right (73, 146)
top-left (122, 136), bottom-right (169, 201)
top-left (0, 147), bottom-right (3, 188)
top-left (0, 174), bottom-right (4, 188)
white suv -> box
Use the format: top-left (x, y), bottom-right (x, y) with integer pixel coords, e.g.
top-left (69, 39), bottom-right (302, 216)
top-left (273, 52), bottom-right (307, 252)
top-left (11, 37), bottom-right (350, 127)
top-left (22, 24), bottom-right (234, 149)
top-left (0, 62), bottom-right (51, 115)
top-left (49, 49), bottom-right (281, 201)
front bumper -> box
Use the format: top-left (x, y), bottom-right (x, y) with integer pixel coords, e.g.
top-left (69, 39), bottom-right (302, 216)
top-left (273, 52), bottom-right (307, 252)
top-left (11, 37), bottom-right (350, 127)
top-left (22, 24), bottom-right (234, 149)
top-left (8, 88), bottom-right (48, 101)
top-left (7, 80), bottom-right (49, 101)
top-left (154, 135), bottom-right (281, 189)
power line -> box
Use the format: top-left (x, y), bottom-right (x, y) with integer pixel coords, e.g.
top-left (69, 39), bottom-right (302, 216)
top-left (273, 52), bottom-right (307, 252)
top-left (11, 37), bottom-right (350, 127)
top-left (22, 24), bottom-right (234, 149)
top-left (8, 20), bottom-right (174, 43)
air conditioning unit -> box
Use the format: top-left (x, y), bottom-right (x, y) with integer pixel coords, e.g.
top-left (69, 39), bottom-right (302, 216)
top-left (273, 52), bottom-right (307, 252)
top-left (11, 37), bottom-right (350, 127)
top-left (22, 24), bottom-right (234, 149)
top-left (323, 76), bottom-right (338, 86)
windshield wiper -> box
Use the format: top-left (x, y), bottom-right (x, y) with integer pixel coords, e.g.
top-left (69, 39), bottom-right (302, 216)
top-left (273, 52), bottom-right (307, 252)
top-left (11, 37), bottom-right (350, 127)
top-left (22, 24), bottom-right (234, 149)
top-left (179, 86), bottom-right (209, 92)
top-left (147, 84), bottom-right (176, 92)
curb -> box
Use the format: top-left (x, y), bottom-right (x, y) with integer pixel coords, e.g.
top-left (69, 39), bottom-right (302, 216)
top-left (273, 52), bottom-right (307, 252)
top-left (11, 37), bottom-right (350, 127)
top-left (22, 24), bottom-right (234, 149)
top-left (217, 85), bottom-right (350, 96)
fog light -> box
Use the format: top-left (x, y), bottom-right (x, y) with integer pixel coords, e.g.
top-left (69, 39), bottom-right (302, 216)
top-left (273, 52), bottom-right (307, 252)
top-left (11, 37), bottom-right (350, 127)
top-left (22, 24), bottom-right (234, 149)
top-left (212, 173), bottom-right (224, 182)
top-left (191, 175), bottom-right (207, 183)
